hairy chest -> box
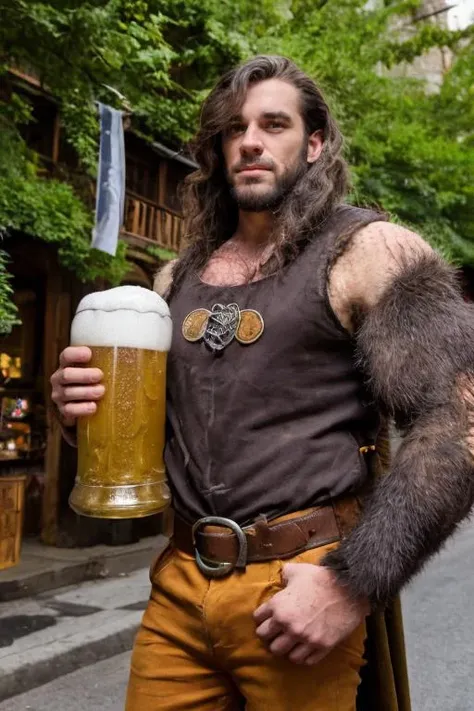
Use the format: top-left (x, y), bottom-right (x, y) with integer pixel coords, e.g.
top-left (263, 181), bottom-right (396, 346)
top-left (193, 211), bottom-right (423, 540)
top-left (199, 244), bottom-right (270, 287)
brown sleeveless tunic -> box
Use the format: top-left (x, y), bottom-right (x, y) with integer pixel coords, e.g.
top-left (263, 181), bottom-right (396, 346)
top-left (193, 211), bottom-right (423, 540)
top-left (165, 205), bottom-right (383, 525)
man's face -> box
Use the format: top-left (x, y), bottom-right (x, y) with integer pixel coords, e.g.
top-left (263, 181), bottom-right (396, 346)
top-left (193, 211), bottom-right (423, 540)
top-left (222, 78), bottom-right (323, 211)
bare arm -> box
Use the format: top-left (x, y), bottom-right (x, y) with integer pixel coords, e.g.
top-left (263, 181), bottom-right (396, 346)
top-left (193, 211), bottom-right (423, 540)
top-left (328, 220), bottom-right (432, 331)
top-left (323, 221), bottom-right (474, 605)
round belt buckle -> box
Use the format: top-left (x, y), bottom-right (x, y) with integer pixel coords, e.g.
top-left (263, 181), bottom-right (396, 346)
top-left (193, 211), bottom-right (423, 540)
top-left (192, 516), bottom-right (248, 579)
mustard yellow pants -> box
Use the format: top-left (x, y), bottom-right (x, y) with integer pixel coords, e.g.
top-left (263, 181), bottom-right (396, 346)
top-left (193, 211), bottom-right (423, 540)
top-left (126, 542), bottom-right (366, 711)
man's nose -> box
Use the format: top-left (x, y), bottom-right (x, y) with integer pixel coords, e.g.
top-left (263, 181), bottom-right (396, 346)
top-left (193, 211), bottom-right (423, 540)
top-left (240, 126), bottom-right (264, 157)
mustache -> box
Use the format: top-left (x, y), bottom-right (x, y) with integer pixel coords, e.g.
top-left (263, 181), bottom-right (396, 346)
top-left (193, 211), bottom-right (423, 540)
top-left (232, 158), bottom-right (275, 174)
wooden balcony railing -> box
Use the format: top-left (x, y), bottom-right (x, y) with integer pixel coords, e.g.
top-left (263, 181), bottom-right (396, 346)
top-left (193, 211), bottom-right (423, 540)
top-left (123, 191), bottom-right (184, 253)
top-left (37, 157), bottom-right (184, 255)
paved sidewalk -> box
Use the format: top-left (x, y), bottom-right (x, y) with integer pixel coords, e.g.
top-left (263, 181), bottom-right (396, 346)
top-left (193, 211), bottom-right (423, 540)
top-left (0, 653), bottom-right (131, 711)
top-left (0, 536), bottom-right (164, 602)
top-left (0, 566), bottom-right (154, 702)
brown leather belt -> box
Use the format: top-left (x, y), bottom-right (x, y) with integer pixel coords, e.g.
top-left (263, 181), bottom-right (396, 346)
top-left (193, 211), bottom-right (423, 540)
top-left (172, 498), bottom-right (360, 578)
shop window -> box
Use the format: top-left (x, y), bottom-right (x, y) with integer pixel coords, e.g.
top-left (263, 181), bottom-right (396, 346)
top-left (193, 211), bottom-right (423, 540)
top-left (0, 397), bottom-right (31, 459)
top-left (0, 289), bottom-right (36, 385)
top-left (0, 287), bottom-right (46, 464)
top-left (0, 353), bottom-right (22, 381)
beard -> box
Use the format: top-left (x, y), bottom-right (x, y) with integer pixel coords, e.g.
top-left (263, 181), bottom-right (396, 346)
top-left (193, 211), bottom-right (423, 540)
top-left (229, 150), bottom-right (308, 212)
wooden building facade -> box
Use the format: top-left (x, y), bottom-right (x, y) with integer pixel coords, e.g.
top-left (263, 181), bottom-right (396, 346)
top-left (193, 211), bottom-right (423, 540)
top-left (0, 68), bottom-right (194, 547)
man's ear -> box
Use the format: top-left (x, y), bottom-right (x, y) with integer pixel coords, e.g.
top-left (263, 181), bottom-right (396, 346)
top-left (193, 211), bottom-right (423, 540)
top-left (153, 259), bottom-right (177, 297)
top-left (307, 130), bottom-right (324, 164)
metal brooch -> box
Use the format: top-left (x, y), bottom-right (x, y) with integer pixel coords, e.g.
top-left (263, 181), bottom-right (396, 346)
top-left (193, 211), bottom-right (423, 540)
top-left (182, 303), bottom-right (264, 352)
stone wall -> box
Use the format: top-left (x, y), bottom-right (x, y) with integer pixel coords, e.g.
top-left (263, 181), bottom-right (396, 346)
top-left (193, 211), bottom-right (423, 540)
top-left (389, 0), bottom-right (452, 90)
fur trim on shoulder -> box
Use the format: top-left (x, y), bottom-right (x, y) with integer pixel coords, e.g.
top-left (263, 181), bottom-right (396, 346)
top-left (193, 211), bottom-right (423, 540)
top-left (322, 252), bottom-right (474, 606)
top-left (153, 259), bottom-right (177, 298)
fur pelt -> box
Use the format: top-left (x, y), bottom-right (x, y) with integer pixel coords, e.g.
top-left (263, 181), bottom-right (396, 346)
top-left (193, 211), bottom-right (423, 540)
top-left (322, 252), bottom-right (474, 606)
top-left (153, 259), bottom-right (176, 299)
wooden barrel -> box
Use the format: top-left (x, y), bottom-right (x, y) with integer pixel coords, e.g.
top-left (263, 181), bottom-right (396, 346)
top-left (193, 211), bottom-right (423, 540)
top-left (0, 475), bottom-right (26, 570)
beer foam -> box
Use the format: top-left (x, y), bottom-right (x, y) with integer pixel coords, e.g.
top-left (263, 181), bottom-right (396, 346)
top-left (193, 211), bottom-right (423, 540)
top-left (71, 286), bottom-right (172, 351)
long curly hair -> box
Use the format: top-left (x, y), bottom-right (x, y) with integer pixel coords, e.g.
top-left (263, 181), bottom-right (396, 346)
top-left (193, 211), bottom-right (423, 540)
top-left (172, 55), bottom-right (349, 291)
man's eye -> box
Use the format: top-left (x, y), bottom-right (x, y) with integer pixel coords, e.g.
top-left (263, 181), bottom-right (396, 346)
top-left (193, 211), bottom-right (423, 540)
top-left (228, 124), bottom-right (245, 135)
top-left (267, 121), bottom-right (284, 131)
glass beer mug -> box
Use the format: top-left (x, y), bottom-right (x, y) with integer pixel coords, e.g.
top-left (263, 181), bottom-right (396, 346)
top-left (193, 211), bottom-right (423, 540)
top-left (68, 286), bottom-right (172, 518)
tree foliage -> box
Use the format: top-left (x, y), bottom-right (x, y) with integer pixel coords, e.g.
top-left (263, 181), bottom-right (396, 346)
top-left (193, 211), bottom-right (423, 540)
top-left (0, 241), bottom-right (20, 335)
top-left (0, 0), bottom-right (473, 331)
top-left (0, 0), bottom-right (282, 329)
top-left (257, 0), bottom-right (474, 263)
top-left (1, 0), bottom-right (285, 168)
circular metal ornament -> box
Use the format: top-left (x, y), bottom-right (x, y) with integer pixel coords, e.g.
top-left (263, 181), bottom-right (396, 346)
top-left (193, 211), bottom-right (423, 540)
top-left (182, 308), bottom-right (210, 342)
top-left (235, 309), bottom-right (265, 345)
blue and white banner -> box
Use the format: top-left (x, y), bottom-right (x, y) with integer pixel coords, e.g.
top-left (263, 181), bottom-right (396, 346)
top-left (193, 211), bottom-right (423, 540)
top-left (91, 103), bottom-right (125, 256)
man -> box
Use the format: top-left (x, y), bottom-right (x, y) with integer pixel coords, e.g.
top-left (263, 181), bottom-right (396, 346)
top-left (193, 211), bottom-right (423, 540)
top-left (51, 55), bottom-right (474, 710)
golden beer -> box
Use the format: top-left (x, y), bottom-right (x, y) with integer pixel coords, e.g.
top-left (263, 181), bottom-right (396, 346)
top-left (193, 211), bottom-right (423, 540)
top-left (68, 286), bottom-right (172, 518)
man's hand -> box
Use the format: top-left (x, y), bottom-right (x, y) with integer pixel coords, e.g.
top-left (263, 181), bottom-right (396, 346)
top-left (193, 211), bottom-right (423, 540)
top-left (254, 563), bottom-right (369, 665)
top-left (50, 346), bottom-right (104, 428)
